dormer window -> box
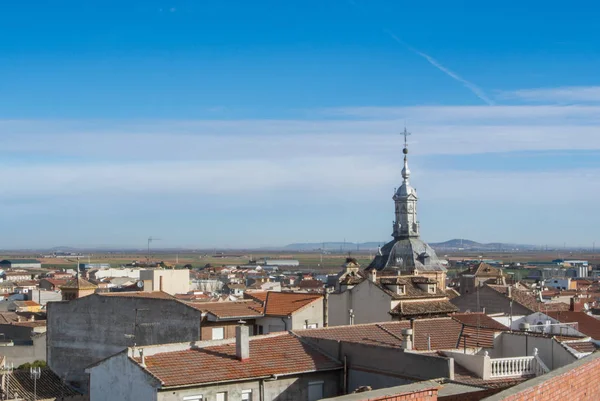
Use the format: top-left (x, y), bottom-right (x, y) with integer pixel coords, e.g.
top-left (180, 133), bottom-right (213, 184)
top-left (397, 285), bottom-right (405, 295)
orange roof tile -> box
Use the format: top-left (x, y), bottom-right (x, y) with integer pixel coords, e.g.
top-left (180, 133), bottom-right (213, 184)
top-left (185, 300), bottom-right (264, 319)
top-left (298, 317), bottom-right (500, 351)
top-left (137, 333), bottom-right (341, 387)
top-left (546, 310), bottom-right (600, 340)
top-left (452, 313), bottom-right (509, 331)
top-left (265, 292), bottom-right (322, 316)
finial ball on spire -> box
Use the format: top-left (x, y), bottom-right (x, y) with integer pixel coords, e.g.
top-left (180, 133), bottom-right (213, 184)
top-left (403, 148), bottom-right (408, 155)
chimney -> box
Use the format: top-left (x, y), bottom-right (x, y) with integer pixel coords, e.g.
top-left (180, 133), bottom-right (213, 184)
top-left (16, 316), bottom-right (22, 323)
top-left (401, 328), bottom-right (413, 350)
top-left (159, 275), bottom-right (164, 292)
top-left (139, 349), bottom-right (146, 367)
top-left (368, 269), bottom-right (377, 283)
top-left (236, 324), bottom-right (250, 361)
top-left (29, 315), bottom-right (35, 322)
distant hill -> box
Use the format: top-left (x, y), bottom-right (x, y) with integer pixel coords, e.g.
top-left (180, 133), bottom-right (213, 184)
top-left (282, 239), bottom-right (537, 252)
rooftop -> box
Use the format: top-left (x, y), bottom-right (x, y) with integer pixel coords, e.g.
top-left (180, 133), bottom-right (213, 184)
top-left (97, 291), bottom-right (175, 300)
top-left (133, 332), bottom-right (341, 388)
top-left (297, 316), bottom-right (508, 351)
top-left (246, 291), bottom-right (322, 316)
top-left (185, 299), bottom-right (264, 319)
top-left (546, 310), bottom-right (600, 340)
top-left (61, 277), bottom-right (98, 290)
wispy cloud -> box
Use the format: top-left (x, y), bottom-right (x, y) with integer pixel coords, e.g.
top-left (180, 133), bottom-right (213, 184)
top-left (501, 86), bottom-right (600, 103)
top-left (384, 30), bottom-right (495, 106)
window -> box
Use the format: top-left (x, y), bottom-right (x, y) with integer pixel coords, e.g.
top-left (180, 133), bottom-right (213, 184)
top-left (308, 381), bottom-right (324, 401)
top-left (216, 392), bottom-right (227, 401)
top-left (303, 323), bottom-right (318, 329)
top-left (241, 389), bottom-right (252, 401)
top-left (183, 396), bottom-right (203, 401)
top-left (212, 327), bottom-right (224, 340)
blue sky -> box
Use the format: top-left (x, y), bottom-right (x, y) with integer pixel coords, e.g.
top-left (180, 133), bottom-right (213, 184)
top-left (1, 0), bottom-right (600, 249)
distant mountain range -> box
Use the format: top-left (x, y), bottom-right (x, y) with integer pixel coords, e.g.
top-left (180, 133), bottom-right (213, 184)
top-left (282, 239), bottom-right (539, 252)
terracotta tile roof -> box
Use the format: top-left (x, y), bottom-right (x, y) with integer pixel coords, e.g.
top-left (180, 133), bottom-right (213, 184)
top-left (11, 320), bottom-right (47, 328)
top-left (98, 291), bottom-right (174, 300)
top-left (298, 279), bottom-right (325, 289)
top-left (299, 317), bottom-right (500, 351)
top-left (41, 278), bottom-right (69, 287)
top-left (451, 313), bottom-right (509, 331)
top-left (185, 300), bottom-right (264, 319)
top-left (563, 340), bottom-right (599, 353)
top-left (546, 311), bottom-right (600, 340)
top-left (136, 333), bottom-right (342, 387)
top-left (390, 299), bottom-right (458, 317)
top-left (298, 321), bottom-right (409, 348)
top-left (246, 291), bottom-right (322, 316)
top-left (8, 368), bottom-right (80, 400)
top-left (13, 300), bottom-right (40, 307)
top-left (486, 285), bottom-right (569, 313)
top-left (445, 288), bottom-right (460, 299)
top-left (461, 263), bottom-right (505, 278)
top-left (61, 277), bottom-right (97, 290)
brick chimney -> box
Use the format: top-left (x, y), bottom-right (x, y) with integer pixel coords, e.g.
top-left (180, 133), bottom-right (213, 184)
top-left (236, 324), bottom-right (250, 360)
top-left (570, 296), bottom-right (583, 312)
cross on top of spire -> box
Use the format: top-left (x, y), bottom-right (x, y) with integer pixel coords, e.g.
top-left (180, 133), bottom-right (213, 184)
top-left (402, 127), bottom-right (411, 149)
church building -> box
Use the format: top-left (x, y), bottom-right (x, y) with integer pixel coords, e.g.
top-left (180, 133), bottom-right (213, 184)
top-left (328, 130), bottom-right (456, 326)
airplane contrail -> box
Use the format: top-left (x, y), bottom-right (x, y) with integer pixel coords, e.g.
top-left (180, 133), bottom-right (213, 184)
top-left (385, 29), bottom-right (495, 106)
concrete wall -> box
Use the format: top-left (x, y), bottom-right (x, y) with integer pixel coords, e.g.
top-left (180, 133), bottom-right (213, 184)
top-left (443, 351), bottom-right (490, 379)
top-left (303, 337), bottom-right (453, 390)
top-left (0, 333), bottom-right (46, 366)
top-left (492, 333), bottom-right (576, 370)
top-left (47, 294), bottom-right (202, 390)
top-left (27, 289), bottom-right (63, 305)
top-left (140, 269), bottom-right (190, 295)
top-left (91, 268), bottom-right (141, 280)
top-left (328, 290), bottom-right (351, 326)
top-left (292, 298), bottom-right (324, 329)
top-left (157, 371), bottom-right (341, 401)
top-left (257, 316), bottom-right (291, 334)
top-left (328, 281), bottom-right (392, 327)
top-left (89, 352), bottom-right (158, 401)
top-left (451, 286), bottom-right (533, 315)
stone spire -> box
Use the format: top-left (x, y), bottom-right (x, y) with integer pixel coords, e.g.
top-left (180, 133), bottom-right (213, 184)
top-left (392, 128), bottom-right (419, 239)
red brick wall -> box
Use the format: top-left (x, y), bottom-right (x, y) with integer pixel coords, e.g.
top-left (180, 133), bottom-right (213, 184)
top-left (367, 389), bottom-right (438, 401)
top-left (498, 354), bottom-right (600, 401)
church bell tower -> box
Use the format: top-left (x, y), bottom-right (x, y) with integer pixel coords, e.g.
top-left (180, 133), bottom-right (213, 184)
top-left (392, 128), bottom-right (420, 239)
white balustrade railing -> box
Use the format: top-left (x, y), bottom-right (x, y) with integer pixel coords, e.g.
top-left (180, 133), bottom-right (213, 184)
top-left (490, 349), bottom-right (550, 379)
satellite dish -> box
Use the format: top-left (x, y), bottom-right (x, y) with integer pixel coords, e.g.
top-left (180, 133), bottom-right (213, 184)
top-left (137, 281), bottom-right (144, 289)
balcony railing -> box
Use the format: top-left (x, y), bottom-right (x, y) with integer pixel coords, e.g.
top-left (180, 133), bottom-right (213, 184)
top-left (490, 349), bottom-right (549, 379)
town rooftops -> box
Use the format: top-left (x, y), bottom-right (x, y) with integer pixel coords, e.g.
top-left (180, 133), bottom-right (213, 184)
top-left (97, 291), bottom-right (174, 300)
top-left (246, 291), bottom-right (322, 316)
top-left (485, 284), bottom-right (569, 313)
top-left (297, 315), bottom-right (509, 351)
top-left (185, 299), bottom-right (264, 320)
top-left (130, 332), bottom-right (341, 388)
top-left (7, 368), bottom-right (80, 400)
top-left (546, 310), bottom-right (600, 340)
top-left (60, 277), bottom-right (98, 290)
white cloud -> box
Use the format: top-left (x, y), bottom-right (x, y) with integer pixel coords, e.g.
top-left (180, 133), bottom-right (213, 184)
top-left (500, 86), bottom-right (600, 103)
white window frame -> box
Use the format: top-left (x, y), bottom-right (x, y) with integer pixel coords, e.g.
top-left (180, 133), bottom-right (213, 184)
top-left (215, 392), bottom-right (227, 401)
top-left (241, 389), bottom-right (253, 401)
top-left (183, 395), bottom-right (203, 401)
top-left (212, 327), bottom-right (225, 340)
